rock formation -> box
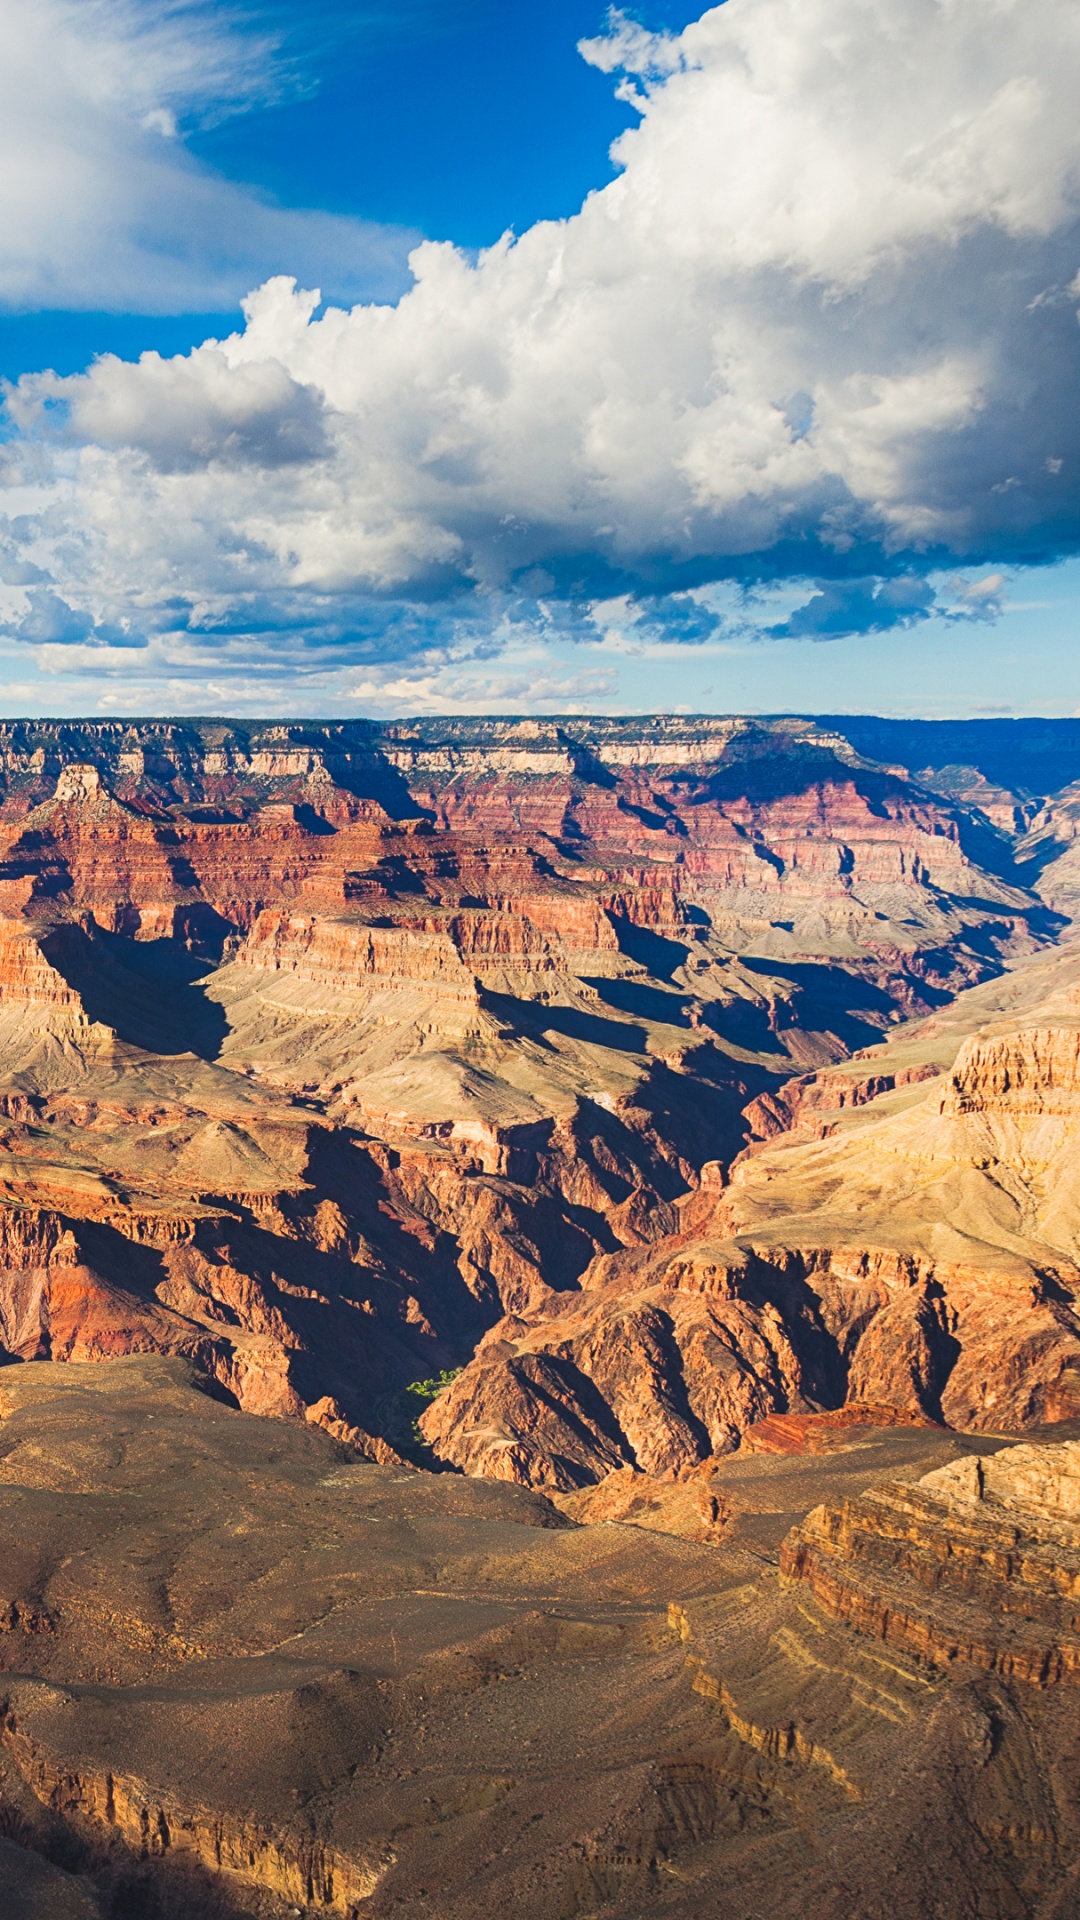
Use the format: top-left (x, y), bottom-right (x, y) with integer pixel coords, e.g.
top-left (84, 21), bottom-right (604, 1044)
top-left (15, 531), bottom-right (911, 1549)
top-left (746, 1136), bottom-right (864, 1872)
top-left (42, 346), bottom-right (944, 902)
top-left (781, 1438), bottom-right (1080, 1684)
top-left (0, 718), bottom-right (1035, 1444)
top-left (418, 937), bottom-right (1080, 1485)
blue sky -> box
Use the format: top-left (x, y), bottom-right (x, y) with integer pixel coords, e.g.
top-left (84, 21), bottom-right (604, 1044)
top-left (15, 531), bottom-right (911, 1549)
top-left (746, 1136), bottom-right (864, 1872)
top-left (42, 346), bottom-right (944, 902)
top-left (0, 2), bottom-right (703, 380)
top-left (0, 0), bottom-right (1078, 719)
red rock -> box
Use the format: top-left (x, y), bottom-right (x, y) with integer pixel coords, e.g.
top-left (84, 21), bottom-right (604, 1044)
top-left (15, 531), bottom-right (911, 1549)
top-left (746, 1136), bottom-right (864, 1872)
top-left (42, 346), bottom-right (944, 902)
top-left (740, 1404), bottom-right (941, 1453)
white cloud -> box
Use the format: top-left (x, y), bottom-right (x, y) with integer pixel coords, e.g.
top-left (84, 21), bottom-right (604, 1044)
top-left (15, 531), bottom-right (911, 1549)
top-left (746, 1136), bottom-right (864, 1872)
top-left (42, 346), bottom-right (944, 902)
top-left (577, 9), bottom-right (685, 80)
top-left (344, 660), bottom-right (619, 717)
top-left (0, 0), bottom-right (414, 313)
top-left (4, 0), bottom-right (1080, 711)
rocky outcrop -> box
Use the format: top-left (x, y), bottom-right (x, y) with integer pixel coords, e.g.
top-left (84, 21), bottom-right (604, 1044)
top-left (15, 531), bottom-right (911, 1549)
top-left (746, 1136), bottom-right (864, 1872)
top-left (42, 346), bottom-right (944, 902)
top-left (418, 1231), bottom-right (1080, 1487)
top-left (234, 907), bottom-right (481, 998)
top-left (420, 942), bottom-right (1080, 1486)
top-left (744, 1059), bottom-right (941, 1141)
top-left (0, 1707), bottom-right (387, 1919)
top-left (0, 917), bottom-right (82, 1007)
top-left (781, 1440), bottom-right (1080, 1684)
top-left (740, 1402), bottom-right (940, 1453)
top-left (941, 1024), bottom-right (1080, 1113)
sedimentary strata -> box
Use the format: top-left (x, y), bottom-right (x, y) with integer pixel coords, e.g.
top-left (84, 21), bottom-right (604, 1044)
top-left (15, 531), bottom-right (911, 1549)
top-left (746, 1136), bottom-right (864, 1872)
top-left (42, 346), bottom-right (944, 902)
top-left (0, 715), bottom-right (1072, 1472)
top-left (420, 939), bottom-right (1080, 1484)
top-left (782, 1440), bottom-right (1080, 1684)
top-left (0, 715), bottom-right (1049, 1452)
top-left (0, 717), bottom-right (1078, 1911)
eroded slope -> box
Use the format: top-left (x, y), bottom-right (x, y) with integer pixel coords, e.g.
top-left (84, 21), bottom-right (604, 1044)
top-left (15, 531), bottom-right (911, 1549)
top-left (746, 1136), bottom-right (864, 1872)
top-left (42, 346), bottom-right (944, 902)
top-left (0, 1358), bottom-right (1079, 1918)
top-left (421, 940), bottom-right (1080, 1486)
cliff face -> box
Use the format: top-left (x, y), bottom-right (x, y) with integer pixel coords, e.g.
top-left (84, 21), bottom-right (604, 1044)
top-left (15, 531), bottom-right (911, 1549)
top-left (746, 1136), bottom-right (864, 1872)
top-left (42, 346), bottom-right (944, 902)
top-left (1, 719), bottom-right (1080, 1913)
top-left (781, 1439), bottom-right (1080, 1684)
top-left (0, 715), bottom-right (1066, 1462)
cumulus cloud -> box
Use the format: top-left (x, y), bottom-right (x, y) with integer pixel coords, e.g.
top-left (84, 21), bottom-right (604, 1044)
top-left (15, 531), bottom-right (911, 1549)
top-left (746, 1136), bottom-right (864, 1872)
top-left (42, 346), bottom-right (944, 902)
top-left (4, 0), bottom-right (1080, 709)
top-left (0, 0), bottom-right (414, 312)
top-left (21, 285), bottom-right (329, 470)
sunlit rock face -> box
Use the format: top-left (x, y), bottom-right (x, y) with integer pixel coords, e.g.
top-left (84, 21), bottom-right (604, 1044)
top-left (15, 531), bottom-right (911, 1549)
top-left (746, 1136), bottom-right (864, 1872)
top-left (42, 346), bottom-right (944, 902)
top-left (782, 1439), bottom-right (1080, 1685)
top-left (426, 937), bottom-right (1080, 1489)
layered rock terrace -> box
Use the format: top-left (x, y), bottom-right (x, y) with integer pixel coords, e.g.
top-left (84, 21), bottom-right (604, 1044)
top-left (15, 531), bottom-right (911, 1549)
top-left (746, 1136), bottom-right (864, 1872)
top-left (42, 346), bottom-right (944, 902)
top-left (0, 718), bottom-right (1079, 1910)
top-left (782, 1439), bottom-right (1080, 1684)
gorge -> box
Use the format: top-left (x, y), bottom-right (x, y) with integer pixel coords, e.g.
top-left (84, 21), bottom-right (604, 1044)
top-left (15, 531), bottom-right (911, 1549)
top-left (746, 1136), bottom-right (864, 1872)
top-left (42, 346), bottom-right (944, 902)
top-left (2, 714), bottom-right (1080, 1915)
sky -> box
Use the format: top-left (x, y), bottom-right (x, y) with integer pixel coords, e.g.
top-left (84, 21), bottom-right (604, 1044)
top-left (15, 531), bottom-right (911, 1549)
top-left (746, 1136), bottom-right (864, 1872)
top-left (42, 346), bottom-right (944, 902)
top-left (0, 0), bottom-right (1078, 720)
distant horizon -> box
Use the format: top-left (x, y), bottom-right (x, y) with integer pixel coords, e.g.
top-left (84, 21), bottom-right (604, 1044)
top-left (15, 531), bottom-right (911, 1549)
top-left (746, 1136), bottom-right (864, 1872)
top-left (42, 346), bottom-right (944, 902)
top-left (4, 711), bottom-right (1080, 732)
top-left (6, 714), bottom-right (1076, 725)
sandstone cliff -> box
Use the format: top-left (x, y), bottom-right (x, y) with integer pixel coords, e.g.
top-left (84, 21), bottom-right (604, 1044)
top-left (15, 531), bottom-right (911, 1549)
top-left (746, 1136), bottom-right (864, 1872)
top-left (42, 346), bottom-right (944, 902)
top-left (782, 1438), bottom-right (1080, 1684)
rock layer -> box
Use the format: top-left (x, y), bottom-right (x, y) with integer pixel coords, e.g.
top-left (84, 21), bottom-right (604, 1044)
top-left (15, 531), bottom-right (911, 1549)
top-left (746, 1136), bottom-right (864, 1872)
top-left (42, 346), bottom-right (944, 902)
top-left (782, 1440), bottom-right (1080, 1684)
top-left (421, 940), bottom-right (1080, 1484)
top-left (0, 1359), bottom-right (1079, 1919)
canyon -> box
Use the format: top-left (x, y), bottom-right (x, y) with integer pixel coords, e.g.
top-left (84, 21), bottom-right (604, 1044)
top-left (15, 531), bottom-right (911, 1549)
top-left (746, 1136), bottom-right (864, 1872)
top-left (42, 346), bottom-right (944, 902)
top-left (0, 713), bottom-right (1068, 1455)
top-left (2, 714), bottom-right (1080, 1911)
